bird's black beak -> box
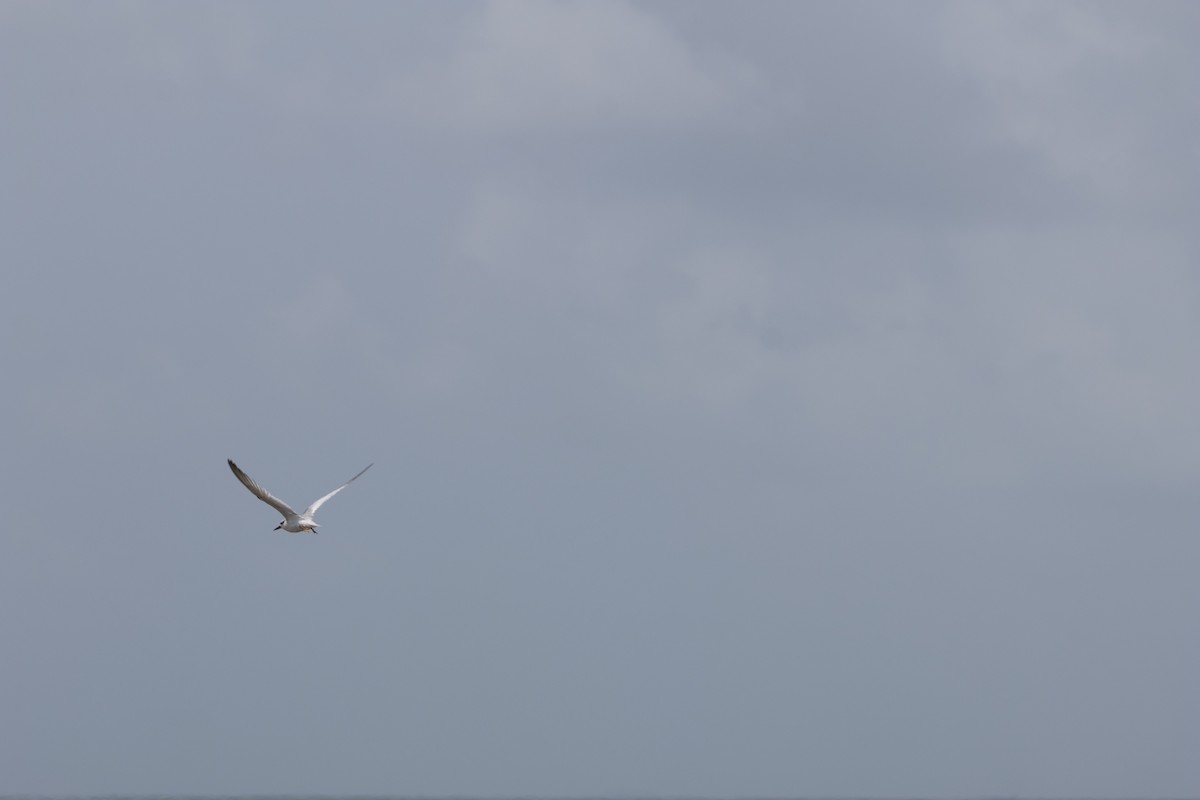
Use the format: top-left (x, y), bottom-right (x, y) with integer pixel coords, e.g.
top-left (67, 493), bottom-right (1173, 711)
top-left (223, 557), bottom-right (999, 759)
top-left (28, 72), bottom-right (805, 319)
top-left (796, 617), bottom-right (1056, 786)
top-left (274, 524), bottom-right (282, 530)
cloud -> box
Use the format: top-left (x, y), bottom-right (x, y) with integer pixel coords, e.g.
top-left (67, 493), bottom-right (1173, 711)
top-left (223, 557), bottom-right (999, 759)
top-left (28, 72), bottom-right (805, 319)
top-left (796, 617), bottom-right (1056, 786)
top-left (7, 4), bottom-right (1200, 796)
top-left (378, 0), bottom-right (760, 134)
top-left (941, 2), bottom-right (1200, 209)
top-left (945, 225), bottom-right (1200, 481)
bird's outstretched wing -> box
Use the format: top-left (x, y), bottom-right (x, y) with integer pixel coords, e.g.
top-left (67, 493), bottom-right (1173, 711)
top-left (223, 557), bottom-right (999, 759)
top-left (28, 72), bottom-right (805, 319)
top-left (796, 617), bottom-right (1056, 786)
top-left (304, 463), bottom-right (373, 516)
top-left (228, 459), bottom-right (297, 517)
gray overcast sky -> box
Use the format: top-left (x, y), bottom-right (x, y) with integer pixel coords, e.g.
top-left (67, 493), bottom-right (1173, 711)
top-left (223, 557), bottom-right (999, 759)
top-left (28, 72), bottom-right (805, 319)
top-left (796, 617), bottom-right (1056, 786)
top-left (2, 1), bottom-right (1199, 796)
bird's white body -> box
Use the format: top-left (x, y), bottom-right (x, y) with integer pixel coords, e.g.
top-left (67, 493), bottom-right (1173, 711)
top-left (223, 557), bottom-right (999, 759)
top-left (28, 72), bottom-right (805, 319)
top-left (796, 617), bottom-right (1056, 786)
top-left (228, 459), bottom-right (372, 534)
top-left (277, 515), bottom-right (319, 534)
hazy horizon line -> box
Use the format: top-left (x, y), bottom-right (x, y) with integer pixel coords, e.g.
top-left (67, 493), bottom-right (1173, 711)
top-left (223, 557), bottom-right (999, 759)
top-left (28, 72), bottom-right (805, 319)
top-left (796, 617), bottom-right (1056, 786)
top-left (4, 794), bottom-right (1193, 800)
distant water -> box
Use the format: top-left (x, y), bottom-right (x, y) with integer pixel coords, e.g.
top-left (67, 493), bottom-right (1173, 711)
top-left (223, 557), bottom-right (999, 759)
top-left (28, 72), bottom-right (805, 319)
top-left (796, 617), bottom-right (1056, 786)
top-left (5, 796), bottom-right (1141, 800)
top-left (5, 796), bottom-right (1188, 800)
top-left (6, 797), bottom-right (1188, 800)
top-left (6, 797), bottom-right (1179, 800)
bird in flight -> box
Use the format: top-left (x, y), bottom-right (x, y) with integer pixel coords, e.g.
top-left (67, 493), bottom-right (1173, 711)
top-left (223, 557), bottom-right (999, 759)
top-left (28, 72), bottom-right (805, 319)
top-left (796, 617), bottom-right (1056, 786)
top-left (228, 459), bottom-right (372, 533)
